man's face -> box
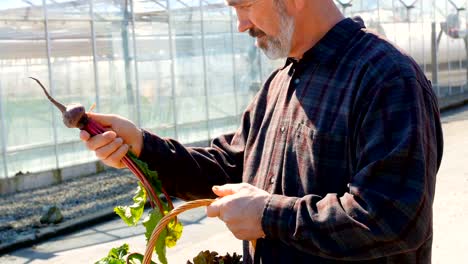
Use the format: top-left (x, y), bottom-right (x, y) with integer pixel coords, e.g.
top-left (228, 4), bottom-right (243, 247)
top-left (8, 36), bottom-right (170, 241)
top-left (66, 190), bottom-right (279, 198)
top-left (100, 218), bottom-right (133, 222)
top-left (228, 0), bottom-right (295, 59)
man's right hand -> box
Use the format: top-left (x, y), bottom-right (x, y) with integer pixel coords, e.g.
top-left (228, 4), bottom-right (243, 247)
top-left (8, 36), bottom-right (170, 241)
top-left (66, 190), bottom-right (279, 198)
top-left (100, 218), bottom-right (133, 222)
top-left (79, 112), bottom-right (143, 169)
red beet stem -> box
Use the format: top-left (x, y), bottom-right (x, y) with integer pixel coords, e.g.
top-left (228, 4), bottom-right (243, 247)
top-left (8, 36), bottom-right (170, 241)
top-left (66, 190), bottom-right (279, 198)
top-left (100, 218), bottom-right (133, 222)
top-left (123, 158), bottom-right (160, 210)
top-left (86, 119), bottom-right (164, 213)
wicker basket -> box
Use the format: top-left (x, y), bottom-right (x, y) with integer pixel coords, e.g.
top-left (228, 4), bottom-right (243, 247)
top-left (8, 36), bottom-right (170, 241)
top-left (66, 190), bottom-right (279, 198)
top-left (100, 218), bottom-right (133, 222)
top-left (142, 199), bottom-right (215, 264)
top-left (141, 198), bottom-right (255, 264)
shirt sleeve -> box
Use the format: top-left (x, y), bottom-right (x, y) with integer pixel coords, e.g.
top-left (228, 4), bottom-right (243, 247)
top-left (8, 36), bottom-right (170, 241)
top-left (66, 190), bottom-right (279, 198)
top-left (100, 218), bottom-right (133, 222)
top-left (261, 76), bottom-right (443, 260)
top-left (137, 107), bottom-right (253, 201)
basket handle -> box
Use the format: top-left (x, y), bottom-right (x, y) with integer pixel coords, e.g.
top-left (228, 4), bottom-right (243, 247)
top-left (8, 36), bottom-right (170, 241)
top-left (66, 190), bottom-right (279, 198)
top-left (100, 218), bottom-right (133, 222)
top-left (141, 198), bottom-right (257, 264)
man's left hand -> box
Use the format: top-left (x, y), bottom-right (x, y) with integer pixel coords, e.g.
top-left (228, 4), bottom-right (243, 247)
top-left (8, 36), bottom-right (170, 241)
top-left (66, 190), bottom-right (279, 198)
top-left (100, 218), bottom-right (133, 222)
top-left (206, 183), bottom-right (270, 240)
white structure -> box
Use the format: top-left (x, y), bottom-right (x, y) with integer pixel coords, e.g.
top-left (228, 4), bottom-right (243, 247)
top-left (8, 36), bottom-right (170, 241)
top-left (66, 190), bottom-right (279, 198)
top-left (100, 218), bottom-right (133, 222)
top-left (0, 0), bottom-right (466, 181)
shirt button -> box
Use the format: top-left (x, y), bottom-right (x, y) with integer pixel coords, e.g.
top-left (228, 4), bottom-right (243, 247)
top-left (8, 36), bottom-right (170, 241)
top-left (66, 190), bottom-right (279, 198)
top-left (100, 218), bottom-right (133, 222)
top-left (294, 78), bottom-right (300, 84)
top-left (280, 126), bottom-right (286, 133)
top-left (270, 178), bottom-right (275, 184)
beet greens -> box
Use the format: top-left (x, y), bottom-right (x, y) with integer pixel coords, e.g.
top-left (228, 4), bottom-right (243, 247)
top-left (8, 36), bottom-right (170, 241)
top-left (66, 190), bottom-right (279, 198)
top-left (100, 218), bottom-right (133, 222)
top-left (30, 77), bottom-right (181, 264)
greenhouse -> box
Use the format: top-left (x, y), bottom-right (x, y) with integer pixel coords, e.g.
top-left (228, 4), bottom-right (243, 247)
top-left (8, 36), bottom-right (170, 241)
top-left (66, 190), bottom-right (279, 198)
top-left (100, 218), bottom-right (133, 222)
top-left (0, 0), bottom-right (467, 180)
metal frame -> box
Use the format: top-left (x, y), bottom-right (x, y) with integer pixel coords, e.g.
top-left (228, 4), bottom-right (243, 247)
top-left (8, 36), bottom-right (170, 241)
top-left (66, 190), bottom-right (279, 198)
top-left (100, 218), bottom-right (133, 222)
top-left (229, 8), bottom-right (239, 120)
top-left (445, 0), bottom-right (453, 95)
top-left (90, 0), bottom-right (101, 112)
top-left (0, 80), bottom-right (8, 178)
top-left (199, 0), bottom-right (211, 143)
top-left (421, 0), bottom-right (427, 74)
top-left (433, 0), bottom-right (441, 96)
top-left (166, 0), bottom-right (180, 140)
top-left (42, 0), bottom-right (60, 170)
top-left (466, 0), bottom-right (468, 93)
top-left (130, 0), bottom-right (142, 127)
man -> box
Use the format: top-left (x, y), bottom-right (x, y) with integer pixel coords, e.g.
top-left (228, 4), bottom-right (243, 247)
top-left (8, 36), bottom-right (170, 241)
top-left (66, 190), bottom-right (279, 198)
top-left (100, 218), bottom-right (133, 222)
top-left (80, 0), bottom-right (443, 263)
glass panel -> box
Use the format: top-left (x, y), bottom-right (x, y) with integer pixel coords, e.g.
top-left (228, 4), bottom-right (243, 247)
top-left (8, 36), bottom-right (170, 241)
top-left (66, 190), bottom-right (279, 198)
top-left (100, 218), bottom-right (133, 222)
top-left (0, 81), bottom-right (5, 178)
top-left (6, 145), bottom-right (57, 175)
top-left (94, 21), bottom-right (138, 121)
top-left (444, 0), bottom-right (466, 94)
top-left (134, 8), bottom-right (175, 138)
top-left (417, 0), bottom-right (431, 77)
top-left (338, 0), bottom-right (468, 97)
top-left (0, 158), bottom-right (4, 179)
top-left (202, 0), bottom-right (238, 139)
top-left (0, 20), bottom-right (53, 177)
top-left (48, 20), bottom-right (97, 167)
top-left (333, 0), bottom-right (354, 17)
top-left (259, 53), bottom-right (282, 81)
top-left (133, 0), bottom-right (167, 16)
top-left (46, 0), bottom-right (91, 20)
top-left (93, 0), bottom-right (127, 20)
top-left (171, 0), bottom-right (208, 144)
top-left (0, 0), bottom-right (44, 20)
top-left (171, 0), bottom-right (199, 9)
top-left (230, 10), bottom-right (261, 114)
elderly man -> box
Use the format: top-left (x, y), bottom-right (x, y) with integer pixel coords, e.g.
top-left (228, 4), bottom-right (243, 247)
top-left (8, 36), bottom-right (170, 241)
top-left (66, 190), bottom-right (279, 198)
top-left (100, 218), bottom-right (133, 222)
top-left (81, 0), bottom-right (443, 263)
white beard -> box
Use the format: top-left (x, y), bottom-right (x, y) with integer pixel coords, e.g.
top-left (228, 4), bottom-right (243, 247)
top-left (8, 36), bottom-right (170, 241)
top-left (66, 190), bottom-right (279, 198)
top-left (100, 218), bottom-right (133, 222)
top-left (258, 9), bottom-right (295, 59)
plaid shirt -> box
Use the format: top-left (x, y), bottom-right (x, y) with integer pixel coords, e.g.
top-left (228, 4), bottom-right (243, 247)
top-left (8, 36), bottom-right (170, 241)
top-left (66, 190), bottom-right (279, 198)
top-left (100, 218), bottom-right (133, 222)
top-left (140, 18), bottom-right (443, 263)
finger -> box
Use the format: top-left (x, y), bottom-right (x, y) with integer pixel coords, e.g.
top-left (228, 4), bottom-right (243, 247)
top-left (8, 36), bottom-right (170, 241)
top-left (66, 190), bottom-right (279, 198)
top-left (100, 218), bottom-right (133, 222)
top-left (79, 130), bottom-right (90, 141)
top-left (206, 201), bottom-right (221, 218)
top-left (87, 112), bottom-right (117, 127)
top-left (102, 144), bottom-right (129, 169)
top-left (95, 137), bottom-right (124, 160)
top-left (85, 131), bottom-right (117, 151)
top-left (212, 184), bottom-right (243, 197)
top-left (225, 225), bottom-right (247, 241)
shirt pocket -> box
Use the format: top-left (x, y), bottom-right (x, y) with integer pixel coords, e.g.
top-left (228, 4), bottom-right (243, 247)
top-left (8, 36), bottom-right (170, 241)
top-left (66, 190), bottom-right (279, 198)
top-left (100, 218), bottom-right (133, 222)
top-left (290, 122), bottom-right (349, 196)
top-left (292, 121), bottom-right (315, 155)
top-left (285, 122), bottom-right (315, 196)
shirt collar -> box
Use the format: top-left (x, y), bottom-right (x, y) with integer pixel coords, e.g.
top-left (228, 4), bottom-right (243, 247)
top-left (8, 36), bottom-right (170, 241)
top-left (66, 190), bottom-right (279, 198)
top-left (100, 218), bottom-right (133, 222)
top-left (282, 17), bottom-right (365, 69)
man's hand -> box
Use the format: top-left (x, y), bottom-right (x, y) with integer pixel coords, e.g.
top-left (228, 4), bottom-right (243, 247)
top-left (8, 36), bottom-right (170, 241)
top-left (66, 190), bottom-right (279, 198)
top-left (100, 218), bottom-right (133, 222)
top-left (79, 112), bottom-right (143, 169)
top-left (206, 183), bottom-right (270, 241)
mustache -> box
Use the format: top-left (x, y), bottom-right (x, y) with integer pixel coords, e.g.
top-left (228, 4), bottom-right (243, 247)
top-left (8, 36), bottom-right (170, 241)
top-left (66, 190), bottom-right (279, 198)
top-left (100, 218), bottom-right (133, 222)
top-left (249, 28), bottom-right (266, 38)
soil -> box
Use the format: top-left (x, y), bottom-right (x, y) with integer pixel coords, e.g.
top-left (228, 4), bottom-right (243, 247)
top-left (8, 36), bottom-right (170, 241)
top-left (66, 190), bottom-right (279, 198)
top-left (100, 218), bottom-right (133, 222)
top-left (0, 168), bottom-right (138, 248)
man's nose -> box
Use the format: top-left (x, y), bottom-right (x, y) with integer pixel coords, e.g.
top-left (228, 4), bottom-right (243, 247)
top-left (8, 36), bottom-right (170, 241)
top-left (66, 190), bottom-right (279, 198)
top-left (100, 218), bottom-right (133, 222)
top-left (237, 16), bottom-right (253, 32)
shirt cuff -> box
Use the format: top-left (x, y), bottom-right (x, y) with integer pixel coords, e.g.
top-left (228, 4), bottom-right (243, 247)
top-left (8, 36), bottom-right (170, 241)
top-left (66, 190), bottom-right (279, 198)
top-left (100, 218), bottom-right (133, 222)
top-left (261, 194), bottom-right (298, 239)
top-left (138, 129), bottom-right (167, 166)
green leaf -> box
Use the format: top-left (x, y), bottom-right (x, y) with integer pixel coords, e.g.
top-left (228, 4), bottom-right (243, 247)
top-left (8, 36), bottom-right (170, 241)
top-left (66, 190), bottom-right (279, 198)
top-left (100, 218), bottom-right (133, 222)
top-left (127, 152), bottom-right (163, 195)
top-left (188, 251), bottom-right (242, 264)
top-left (156, 228), bottom-right (168, 264)
top-left (165, 219), bottom-right (183, 248)
top-left (114, 183), bottom-right (147, 226)
top-left (141, 209), bottom-right (183, 264)
top-left (94, 258), bottom-right (125, 264)
top-left (143, 210), bottom-right (167, 264)
top-left (108, 243), bottom-right (129, 259)
top-left (142, 210), bottom-right (163, 243)
top-left (124, 152), bottom-right (184, 263)
top-left (126, 252), bottom-right (158, 264)
top-left (94, 244), bottom-right (129, 264)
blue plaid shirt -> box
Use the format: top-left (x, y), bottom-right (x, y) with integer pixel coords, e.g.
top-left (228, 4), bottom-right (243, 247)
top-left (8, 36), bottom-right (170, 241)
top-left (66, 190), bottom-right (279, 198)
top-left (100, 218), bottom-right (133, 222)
top-left (140, 18), bottom-right (443, 263)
